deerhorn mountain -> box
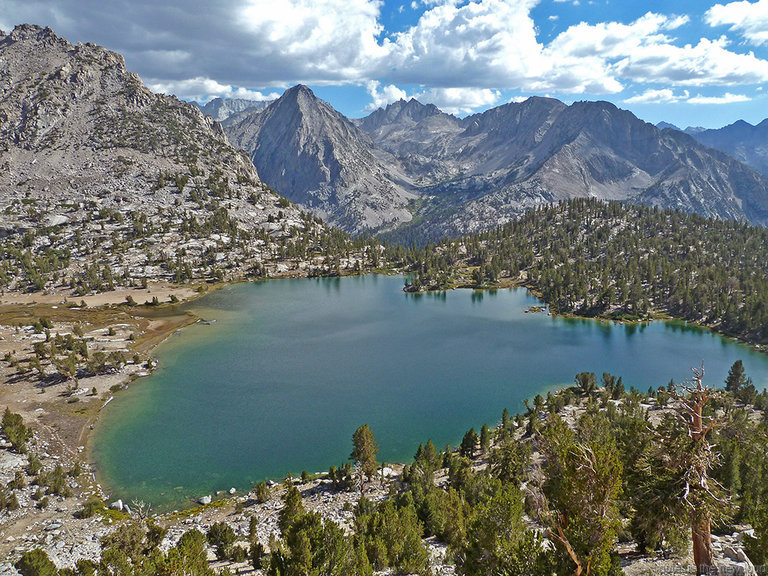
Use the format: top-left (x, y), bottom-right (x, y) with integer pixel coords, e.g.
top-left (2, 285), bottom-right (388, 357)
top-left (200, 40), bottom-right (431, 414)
top-left (225, 87), bottom-right (768, 239)
top-left (225, 85), bottom-right (416, 233)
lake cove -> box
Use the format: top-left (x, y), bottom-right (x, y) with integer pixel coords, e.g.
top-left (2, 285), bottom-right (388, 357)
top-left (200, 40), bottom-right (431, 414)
top-left (92, 275), bottom-right (768, 510)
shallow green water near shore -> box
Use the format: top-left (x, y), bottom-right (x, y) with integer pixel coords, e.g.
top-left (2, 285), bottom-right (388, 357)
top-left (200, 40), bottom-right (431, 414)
top-left (93, 275), bottom-right (768, 510)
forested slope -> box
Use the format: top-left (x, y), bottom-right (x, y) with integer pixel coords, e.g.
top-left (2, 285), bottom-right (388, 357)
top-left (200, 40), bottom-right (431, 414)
top-left (392, 199), bottom-right (768, 345)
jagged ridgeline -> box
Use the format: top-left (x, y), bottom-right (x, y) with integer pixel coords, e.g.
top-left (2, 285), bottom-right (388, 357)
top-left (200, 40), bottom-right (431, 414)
top-left (0, 25), bottom-right (369, 292)
top-left (390, 199), bottom-right (768, 344)
top-left (226, 84), bottom-right (768, 239)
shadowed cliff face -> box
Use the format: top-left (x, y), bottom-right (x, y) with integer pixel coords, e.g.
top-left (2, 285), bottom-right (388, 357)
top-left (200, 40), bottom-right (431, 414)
top-left (231, 88), bottom-right (768, 238)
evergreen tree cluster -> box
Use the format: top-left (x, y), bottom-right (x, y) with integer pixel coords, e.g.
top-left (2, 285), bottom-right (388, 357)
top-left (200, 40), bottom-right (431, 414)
top-left (393, 199), bottom-right (768, 344)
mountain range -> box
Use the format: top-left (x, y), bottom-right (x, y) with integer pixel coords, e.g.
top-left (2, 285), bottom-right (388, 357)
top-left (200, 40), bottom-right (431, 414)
top-left (3, 23), bottom-right (768, 249)
top-left (655, 120), bottom-right (768, 177)
top-left (688, 121), bottom-right (768, 177)
top-left (224, 87), bottom-right (768, 238)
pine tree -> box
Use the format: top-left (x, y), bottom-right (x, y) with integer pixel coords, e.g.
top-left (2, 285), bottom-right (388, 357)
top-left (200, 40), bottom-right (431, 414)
top-left (480, 424), bottom-right (490, 454)
top-left (535, 412), bottom-right (623, 576)
top-left (351, 424), bottom-right (379, 492)
top-left (460, 428), bottom-right (478, 459)
top-left (725, 360), bottom-right (748, 393)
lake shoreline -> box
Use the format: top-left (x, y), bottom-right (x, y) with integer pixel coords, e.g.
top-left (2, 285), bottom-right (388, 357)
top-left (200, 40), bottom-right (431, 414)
top-left (93, 275), bottom-right (768, 511)
top-left (406, 278), bottom-right (768, 355)
top-left (0, 281), bottom-right (217, 559)
top-left (3, 272), bottom-right (767, 515)
top-left (3, 273), bottom-right (768, 567)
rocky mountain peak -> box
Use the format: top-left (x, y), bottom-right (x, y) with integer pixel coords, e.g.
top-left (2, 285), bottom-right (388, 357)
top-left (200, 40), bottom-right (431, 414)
top-left (358, 97), bottom-right (450, 134)
top-left (0, 23), bottom-right (275, 209)
top-left (7, 23), bottom-right (60, 44)
top-left (280, 84), bottom-right (318, 107)
top-left (224, 84), bottom-right (415, 232)
top-left (461, 96), bottom-right (566, 137)
top-left (399, 98), bottom-right (442, 122)
top-left (656, 121), bottom-right (681, 131)
top-left (262, 83), bottom-right (345, 131)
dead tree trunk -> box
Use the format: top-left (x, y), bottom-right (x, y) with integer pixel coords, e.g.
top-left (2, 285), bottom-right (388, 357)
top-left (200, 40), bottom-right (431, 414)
top-left (674, 366), bottom-right (719, 576)
top-left (692, 520), bottom-right (715, 575)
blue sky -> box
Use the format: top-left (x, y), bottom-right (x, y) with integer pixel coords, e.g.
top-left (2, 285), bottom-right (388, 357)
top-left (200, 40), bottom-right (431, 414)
top-left (2, 0), bottom-right (768, 128)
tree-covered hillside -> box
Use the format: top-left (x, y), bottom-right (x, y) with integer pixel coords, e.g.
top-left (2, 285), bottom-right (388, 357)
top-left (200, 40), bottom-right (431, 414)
top-left (390, 199), bottom-right (768, 345)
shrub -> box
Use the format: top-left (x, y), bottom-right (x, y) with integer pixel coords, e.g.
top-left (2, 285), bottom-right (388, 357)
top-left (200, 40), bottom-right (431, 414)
top-left (76, 496), bottom-right (104, 519)
top-left (15, 549), bottom-right (58, 576)
top-left (207, 521), bottom-right (236, 560)
top-left (27, 454), bottom-right (42, 476)
top-left (9, 470), bottom-right (26, 490)
top-left (2, 408), bottom-right (32, 453)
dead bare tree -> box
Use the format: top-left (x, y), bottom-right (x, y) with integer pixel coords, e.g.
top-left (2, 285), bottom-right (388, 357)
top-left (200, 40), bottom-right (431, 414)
top-left (131, 498), bottom-right (151, 521)
top-left (671, 365), bottom-right (727, 576)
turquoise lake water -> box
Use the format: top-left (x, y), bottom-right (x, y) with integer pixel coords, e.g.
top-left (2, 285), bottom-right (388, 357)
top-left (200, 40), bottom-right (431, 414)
top-left (92, 275), bottom-right (768, 510)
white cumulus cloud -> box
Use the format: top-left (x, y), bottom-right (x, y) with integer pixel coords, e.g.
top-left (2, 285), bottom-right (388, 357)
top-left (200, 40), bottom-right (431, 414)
top-left (412, 87), bottom-right (502, 114)
top-left (545, 12), bottom-right (768, 89)
top-left (687, 92), bottom-right (751, 104)
top-left (624, 88), bottom-right (689, 104)
top-left (386, 0), bottom-right (546, 87)
top-left (706, 0), bottom-right (768, 46)
top-left (3, 0), bottom-right (768, 114)
top-left (366, 80), bottom-right (409, 110)
top-left (365, 82), bottom-right (501, 115)
top-left (149, 77), bottom-right (280, 103)
top-left (616, 36), bottom-right (768, 86)
top-left (237, 0), bottom-right (391, 82)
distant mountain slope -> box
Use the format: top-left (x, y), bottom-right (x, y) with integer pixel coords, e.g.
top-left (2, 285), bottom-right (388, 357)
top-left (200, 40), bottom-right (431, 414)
top-left (689, 119), bottom-right (768, 176)
top-left (371, 98), bottom-right (768, 239)
top-left (0, 25), bottom-right (331, 290)
top-left (225, 85), bottom-right (414, 232)
top-left (227, 89), bottom-right (768, 239)
top-left (195, 97), bottom-right (272, 123)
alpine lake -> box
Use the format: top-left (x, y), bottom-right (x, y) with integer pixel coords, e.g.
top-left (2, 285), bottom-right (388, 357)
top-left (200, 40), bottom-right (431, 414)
top-left (92, 275), bottom-right (768, 510)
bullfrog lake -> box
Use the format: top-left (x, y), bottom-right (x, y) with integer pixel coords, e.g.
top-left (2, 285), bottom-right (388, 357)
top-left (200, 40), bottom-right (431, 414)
top-left (93, 275), bottom-right (768, 509)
